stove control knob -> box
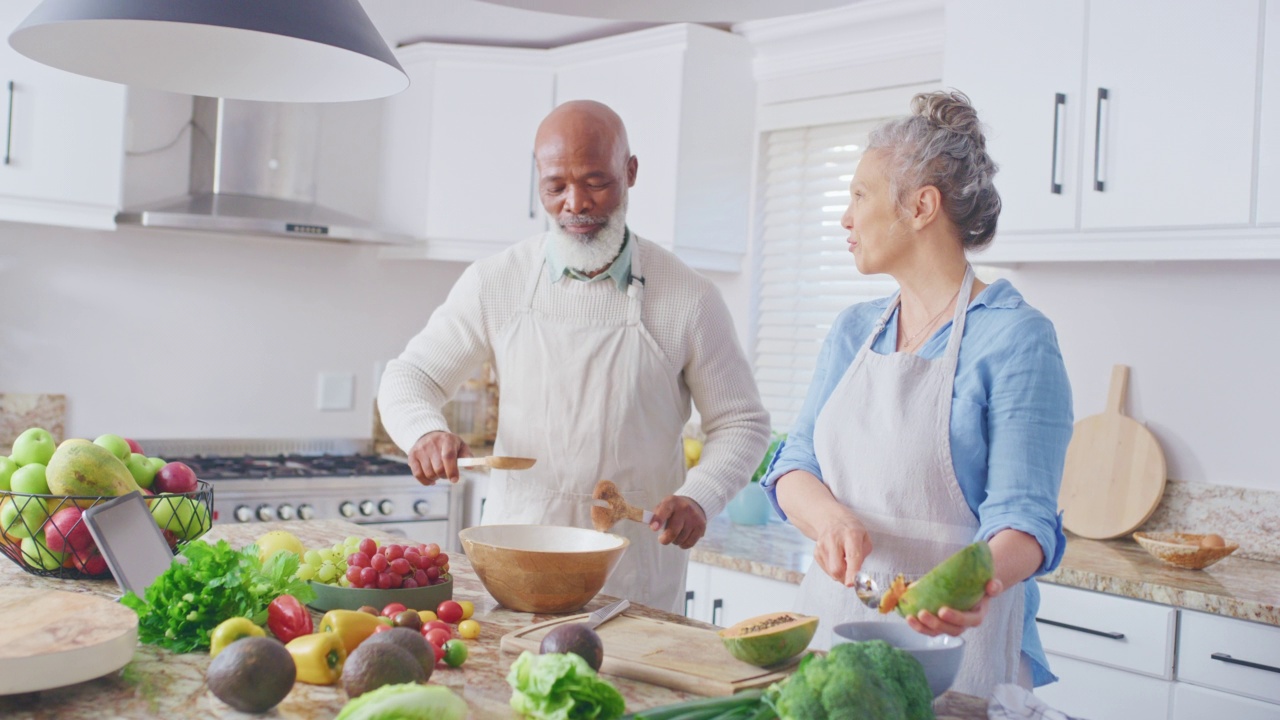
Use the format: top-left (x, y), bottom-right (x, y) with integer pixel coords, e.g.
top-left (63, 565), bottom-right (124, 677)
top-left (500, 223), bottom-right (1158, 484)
top-left (339, 502), bottom-right (356, 518)
top-left (297, 504), bottom-right (315, 520)
top-left (413, 500), bottom-right (431, 516)
top-left (359, 500), bottom-right (375, 516)
top-left (277, 504), bottom-right (295, 521)
top-left (378, 500), bottom-right (394, 516)
top-left (256, 504), bottom-right (274, 522)
top-left (234, 505), bottom-right (252, 523)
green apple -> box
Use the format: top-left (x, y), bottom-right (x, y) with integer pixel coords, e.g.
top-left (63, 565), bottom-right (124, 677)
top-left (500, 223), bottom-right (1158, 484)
top-left (20, 532), bottom-right (65, 571)
top-left (10, 463), bottom-right (49, 495)
top-left (2, 496), bottom-right (50, 539)
top-left (0, 457), bottom-right (18, 491)
top-left (11, 428), bottom-right (55, 467)
top-left (125, 453), bottom-right (158, 489)
top-left (148, 457), bottom-right (166, 474)
top-left (151, 497), bottom-right (210, 541)
top-left (93, 434), bottom-right (131, 462)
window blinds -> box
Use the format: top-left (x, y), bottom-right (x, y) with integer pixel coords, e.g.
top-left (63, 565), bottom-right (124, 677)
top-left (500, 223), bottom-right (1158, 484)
top-left (754, 119), bottom-right (899, 432)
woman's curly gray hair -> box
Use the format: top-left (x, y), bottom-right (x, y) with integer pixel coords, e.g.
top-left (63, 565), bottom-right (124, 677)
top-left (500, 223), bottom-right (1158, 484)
top-left (868, 90), bottom-right (1001, 250)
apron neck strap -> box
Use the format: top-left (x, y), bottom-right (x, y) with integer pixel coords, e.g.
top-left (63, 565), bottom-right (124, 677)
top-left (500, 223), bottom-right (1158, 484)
top-left (867, 264), bottom-right (977, 356)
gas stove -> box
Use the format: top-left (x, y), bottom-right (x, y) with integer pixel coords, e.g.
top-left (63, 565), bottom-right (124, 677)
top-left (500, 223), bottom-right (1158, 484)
top-left (138, 438), bottom-right (463, 551)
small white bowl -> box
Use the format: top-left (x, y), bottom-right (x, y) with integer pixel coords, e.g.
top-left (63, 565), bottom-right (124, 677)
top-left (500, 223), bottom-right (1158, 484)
top-left (832, 621), bottom-right (964, 697)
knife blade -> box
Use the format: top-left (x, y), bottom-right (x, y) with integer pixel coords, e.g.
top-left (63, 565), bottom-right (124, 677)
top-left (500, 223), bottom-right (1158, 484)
top-left (584, 598), bottom-right (630, 630)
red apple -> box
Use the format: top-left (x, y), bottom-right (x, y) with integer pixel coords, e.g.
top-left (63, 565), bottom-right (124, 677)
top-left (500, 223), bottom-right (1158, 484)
top-left (153, 462), bottom-right (197, 494)
top-left (45, 507), bottom-right (93, 554)
top-left (161, 529), bottom-right (179, 549)
top-left (73, 548), bottom-right (109, 576)
top-left (125, 438), bottom-right (144, 454)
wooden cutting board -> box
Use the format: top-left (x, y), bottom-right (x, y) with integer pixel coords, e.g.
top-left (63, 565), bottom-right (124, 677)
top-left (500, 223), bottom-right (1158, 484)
top-left (0, 587), bottom-right (138, 695)
top-left (1059, 365), bottom-right (1167, 539)
top-left (500, 611), bottom-right (803, 696)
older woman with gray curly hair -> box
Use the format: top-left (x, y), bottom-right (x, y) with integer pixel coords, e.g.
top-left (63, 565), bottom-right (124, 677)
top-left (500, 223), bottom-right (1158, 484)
top-left (761, 91), bottom-right (1073, 696)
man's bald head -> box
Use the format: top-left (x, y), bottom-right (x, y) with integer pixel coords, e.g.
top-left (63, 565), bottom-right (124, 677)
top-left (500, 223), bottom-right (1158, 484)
top-left (534, 101), bottom-right (638, 245)
top-left (534, 100), bottom-right (631, 172)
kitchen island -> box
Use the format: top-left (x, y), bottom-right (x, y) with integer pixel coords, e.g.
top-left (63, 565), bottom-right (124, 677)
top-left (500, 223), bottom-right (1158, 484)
top-left (0, 519), bottom-right (988, 719)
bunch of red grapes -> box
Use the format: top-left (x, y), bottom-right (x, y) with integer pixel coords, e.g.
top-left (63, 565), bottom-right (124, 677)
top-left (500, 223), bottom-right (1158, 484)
top-left (343, 537), bottom-right (450, 589)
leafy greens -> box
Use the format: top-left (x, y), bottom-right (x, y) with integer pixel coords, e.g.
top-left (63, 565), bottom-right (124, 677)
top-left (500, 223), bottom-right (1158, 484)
top-left (507, 651), bottom-right (625, 720)
top-left (121, 540), bottom-right (315, 653)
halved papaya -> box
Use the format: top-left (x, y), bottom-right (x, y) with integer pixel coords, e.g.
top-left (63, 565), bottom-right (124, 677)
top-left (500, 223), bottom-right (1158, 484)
top-left (718, 612), bottom-right (817, 667)
top-left (879, 540), bottom-right (993, 617)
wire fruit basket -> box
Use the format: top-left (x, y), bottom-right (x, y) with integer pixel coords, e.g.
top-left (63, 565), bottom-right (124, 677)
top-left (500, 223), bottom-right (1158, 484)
top-left (0, 481), bottom-right (214, 579)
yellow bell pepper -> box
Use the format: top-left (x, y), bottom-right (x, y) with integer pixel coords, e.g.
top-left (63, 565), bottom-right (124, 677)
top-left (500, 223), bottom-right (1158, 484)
top-left (318, 609), bottom-right (385, 653)
top-left (209, 617), bottom-right (266, 658)
top-left (285, 632), bottom-right (347, 685)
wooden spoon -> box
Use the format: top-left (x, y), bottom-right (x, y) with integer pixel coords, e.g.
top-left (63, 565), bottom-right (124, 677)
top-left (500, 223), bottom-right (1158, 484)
top-left (591, 479), bottom-right (653, 532)
top-left (456, 456), bottom-right (536, 470)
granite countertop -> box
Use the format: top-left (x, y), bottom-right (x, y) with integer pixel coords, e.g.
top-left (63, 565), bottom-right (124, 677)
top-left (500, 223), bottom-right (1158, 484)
top-left (692, 515), bottom-right (1280, 627)
top-left (0, 519), bottom-right (986, 719)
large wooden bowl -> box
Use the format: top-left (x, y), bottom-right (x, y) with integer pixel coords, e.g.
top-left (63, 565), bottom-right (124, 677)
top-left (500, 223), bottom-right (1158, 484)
top-left (1132, 531), bottom-right (1238, 570)
top-left (459, 525), bottom-right (629, 613)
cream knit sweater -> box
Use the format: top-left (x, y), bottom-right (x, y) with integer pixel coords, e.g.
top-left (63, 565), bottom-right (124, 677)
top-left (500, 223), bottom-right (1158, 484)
top-left (377, 233), bottom-right (770, 519)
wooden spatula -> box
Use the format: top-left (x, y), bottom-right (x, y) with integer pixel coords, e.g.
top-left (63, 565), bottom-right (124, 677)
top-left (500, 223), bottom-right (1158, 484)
top-left (456, 456), bottom-right (536, 470)
top-left (1059, 364), bottom-right (1167, 539)
top-left (591, 479), bottom-right (653, 532)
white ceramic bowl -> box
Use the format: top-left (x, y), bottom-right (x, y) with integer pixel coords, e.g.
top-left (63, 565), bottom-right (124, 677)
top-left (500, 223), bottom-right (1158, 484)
top-left (458, 525), bottom-right (629, 613)
top-left (832, 621), bottom-right (965, 697)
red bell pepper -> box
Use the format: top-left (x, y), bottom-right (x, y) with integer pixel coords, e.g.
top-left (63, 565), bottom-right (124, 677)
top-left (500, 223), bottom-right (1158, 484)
top-left (267, 594), bottom-right (313, 644)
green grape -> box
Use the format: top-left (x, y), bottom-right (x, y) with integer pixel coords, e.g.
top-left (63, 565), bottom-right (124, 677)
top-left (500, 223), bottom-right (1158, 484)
top-left (318, 549), bottom-right (336, 564)
top-left (317, 562), bottom-right (338, 583)
top-left (303, 549), bottom-right (322, 567)
top-left (296, 564), bottom-right (317, 581)
top-left (338, 575), bottom-right (351, 588)
top-left (343, 536), bottom-right (361, 547)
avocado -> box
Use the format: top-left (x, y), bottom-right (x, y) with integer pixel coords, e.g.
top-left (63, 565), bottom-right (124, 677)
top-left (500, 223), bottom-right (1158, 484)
top-left (206, 636), bottom-right (295, 713)
top-left (360, 627), bottom-right (435, 680)
top-left (539, 623), bottom-right (604, 671)
top-left (341, 642), bottom-right (427, 699)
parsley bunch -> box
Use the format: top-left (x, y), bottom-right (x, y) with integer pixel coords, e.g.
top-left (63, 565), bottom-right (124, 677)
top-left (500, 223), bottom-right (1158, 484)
top-left (121, 540), bottom-right (315, 653)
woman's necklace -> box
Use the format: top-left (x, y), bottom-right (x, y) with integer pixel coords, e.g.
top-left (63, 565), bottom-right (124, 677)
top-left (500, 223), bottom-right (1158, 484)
top-left (899, 288), bottom-right (960, 353)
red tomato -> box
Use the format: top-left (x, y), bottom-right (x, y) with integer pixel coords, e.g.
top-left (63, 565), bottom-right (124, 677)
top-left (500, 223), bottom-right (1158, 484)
top-left (436, 600), bottom-right (464, 624)
top-left (424, 620), bottom-right (452, 635)
top-left (431, 641), bottom-right (445, 663)
top-left (373, 623), bottom-right (395, 635)
top-left (382, 602), bottom-right (408, 617)
top-left (425, 627), bottom-right (452, 648)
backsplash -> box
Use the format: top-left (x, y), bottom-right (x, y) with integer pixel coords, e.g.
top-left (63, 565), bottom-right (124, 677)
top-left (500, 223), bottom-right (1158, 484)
top-left (1139, 479), bottom-right (1280, 564)
top-left (0, 393), bottom-right (66, 454)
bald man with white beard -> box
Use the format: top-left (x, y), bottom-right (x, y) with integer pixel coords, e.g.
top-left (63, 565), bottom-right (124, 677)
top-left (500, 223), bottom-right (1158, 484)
top-left (378, 101), bottom-right (770, 613)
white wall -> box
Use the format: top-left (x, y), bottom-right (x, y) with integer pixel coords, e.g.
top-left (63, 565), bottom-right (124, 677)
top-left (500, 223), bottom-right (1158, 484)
top-left (0, 222), bottom-right (464, 439)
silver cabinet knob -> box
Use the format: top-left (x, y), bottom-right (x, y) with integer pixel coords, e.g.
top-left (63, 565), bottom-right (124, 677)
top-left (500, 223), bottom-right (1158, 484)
top-left (358, 500), bottom-right (375, 516)
top-left (413, 500), bottom-right (431, 516)
top-left (298, 504), bottom-right (315, 520)
top-left (277, 504), bottom-right (295, 520)
top-left (378, 499), bottom-right (394, 516)
top-left (234, 505), bottom-right (252, 523)
top-left (339, 502), bottom-right (356, 518)
top-left (255, 504), bottom-right (274, 522)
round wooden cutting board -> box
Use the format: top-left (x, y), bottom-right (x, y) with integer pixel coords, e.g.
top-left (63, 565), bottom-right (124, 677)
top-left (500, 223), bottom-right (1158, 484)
top-left (0, 586), bottom-right (138, 695)
top-left (1059, 365), bottom-right (1167, 540)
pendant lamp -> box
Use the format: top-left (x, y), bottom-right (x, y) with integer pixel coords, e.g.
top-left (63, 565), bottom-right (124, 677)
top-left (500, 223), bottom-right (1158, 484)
top-left (7, 0), bottom-right (409, 103)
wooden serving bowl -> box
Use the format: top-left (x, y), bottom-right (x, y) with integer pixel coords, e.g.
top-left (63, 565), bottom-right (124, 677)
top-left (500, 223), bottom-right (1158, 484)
top-left (459, 525), bottom-right (629, 613)
top-left (1132, 531), bottom-right (1238, 570)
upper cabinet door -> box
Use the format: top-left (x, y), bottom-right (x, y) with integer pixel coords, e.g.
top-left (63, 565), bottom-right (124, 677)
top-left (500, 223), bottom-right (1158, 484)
top-left (1257, 0), bottom-right (1280, 226)
top-left (0, 0), bottom-right (125, 229)
top-left (943, 0), bottom-right (1086, 234)
top-left (1081, 0), bottom-right (1260, 229)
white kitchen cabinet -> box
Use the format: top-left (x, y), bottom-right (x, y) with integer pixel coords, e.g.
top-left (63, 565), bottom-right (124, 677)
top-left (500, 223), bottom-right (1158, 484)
top-left (685, 561), bottom-right (799, 628)
top-left (552, 24), bottom-right (755, 272)
top-left (1258, 0), bottom-right (1280, 226)
top-left (1172, 683), bottom-right (1280, 720)
top-left (0, 0), bottom-right (125, 230)
top-left (378, 44), bottom-right (554, 262)
top-left (944, 0), bottom-right (1270, 261)
top-left (1176, 610), bottom-right (1280, 706)
top-left (1036, 653), bottom-right (1175, 720)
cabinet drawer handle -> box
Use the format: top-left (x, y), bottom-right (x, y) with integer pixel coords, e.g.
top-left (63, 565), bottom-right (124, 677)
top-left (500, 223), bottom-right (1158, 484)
top-left (1036, 616), bottom-right (1125, 640)
top-left (4, 80), bottom-right (13, 166)
top-left (712, 598), bottom-right (723, 626)
top-left (684, 590), bottom-right (694, 617)
top-left (1092, 87), bottom-right (1109, 192)
top-left (528, 151), bottom-right (537, 219)
top-left (1050, 93), bottom-right (1066, 194)
top-left (1211, 652), bottom-right (1280, 674)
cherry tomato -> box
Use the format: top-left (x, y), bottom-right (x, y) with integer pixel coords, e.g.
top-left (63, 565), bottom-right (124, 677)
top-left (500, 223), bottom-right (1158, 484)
top-left (424, 620), bottom-right (451, 636)
top-left (457, 600), bottom-right (475, 621)
top-left (417, 610), bottom-right (438, 624)
top-left (425, 627), bottom-right (452, 649)
top-left (431, 642), bottom-right (445, 664)
top-left (381, 602), bottom-right (408, 618)
top-left (442, 639), bottom-right (468, 668)
top-left (436, 600), bottom-right (464, 624)
top-left (372, 623), bottom-right (395, 635)
top-left (457, 619), bottom-right (481, 639)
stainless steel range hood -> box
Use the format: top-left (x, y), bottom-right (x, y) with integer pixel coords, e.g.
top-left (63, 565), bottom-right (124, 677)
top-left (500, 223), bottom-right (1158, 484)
top-left (116, 97), bottom-right (411, 245)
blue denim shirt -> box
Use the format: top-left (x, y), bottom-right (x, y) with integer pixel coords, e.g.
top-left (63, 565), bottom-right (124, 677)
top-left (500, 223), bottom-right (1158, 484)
top-left (761, 279), bottom-right (1073, 687)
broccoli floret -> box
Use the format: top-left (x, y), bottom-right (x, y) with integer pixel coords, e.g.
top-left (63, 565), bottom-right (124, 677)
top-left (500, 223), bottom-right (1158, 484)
top-left (829, 641), bottom-right (934, 720)
top-left (770, 650), bottom-right (908, 720)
